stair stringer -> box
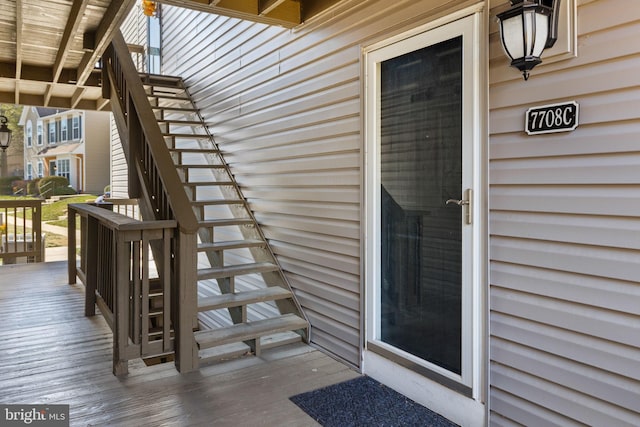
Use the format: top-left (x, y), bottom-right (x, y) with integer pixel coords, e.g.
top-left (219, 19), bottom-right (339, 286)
top-left (141, 74), bottom-right (310, 359)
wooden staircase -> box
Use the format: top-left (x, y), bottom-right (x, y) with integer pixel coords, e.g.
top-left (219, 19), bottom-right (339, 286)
top-left (140, 74), bottom-right (309, 365)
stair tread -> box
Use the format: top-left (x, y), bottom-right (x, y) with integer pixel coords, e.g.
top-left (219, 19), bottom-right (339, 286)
top-left (177, 164), bottom-right (226, 169)
top-left (198, 218), bottom-right (254, 227)
top-left (164, 133), bottom-right (210, 139)
top-left (152, 106), bottom-right (198, 112)
top-left (192, 199), bottom-right (244, 206)
top-left (198, 287), bottom-right (292, 311)
top-left (159, 119), bottom-right (202, 124)
top-left (195, 314), bottom-right (307, 350)
top-left (198, 262), bottom-right (278, 280)
top-left (170, 148), bottom-right (219, 153)
top-left (198, 239), bottom-right (265, 251)
top-left (185, 181), bottom-right (234, 187)
top-left (148, 93), bottom-right (189, 99)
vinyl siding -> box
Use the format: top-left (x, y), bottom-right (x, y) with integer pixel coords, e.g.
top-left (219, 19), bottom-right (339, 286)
top-left (83, 111), bottom-right (111, 194)
top-left (161, 0), bottom-right (475, 366)
top-left (489, 0), bottom-right (640, 425)
top-left (110, 8), bottom-right (148, 198)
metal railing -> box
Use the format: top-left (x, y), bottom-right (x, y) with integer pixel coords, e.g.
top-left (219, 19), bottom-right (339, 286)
top-left (68, 203), bottom-right (177, 376)
top-left (0, 199), bottom-right (44, 264)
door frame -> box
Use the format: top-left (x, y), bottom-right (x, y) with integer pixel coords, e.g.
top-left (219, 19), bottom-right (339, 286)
top-left (362, 5), bottom-right (488, 420)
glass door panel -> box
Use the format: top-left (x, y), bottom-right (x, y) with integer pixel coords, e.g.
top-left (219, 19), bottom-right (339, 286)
top-left (379, 36), bottom-right (463, 374)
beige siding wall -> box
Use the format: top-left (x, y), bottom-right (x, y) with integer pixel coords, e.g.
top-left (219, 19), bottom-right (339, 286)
top-left (110, 8), bottom-right (148, 198)
top-left (162, 0), bottom-right (476, 366)
top-left (489, 0), bottom-right (640, 425)
top-left (83, 111), bottom-right (111, 194)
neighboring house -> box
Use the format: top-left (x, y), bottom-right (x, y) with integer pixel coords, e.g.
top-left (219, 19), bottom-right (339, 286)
top-left (19, 107), bottom-right (111, 194)
top-left (110, 0), bottom-right (640, 425)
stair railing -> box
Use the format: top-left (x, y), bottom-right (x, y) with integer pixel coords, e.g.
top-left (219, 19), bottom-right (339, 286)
top-left (99, 31), bottom-right (200, 373)
top-left (68, 203), bottom-right (177, 375)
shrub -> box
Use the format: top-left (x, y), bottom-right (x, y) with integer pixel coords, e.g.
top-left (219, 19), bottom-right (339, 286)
top-left (0, 176), bottom-right (22, 195)
top-left (11, 179), bottom-right (27, 196)
top-left (38, 176), bottom-right (72, 199)
top-left (27, 179), bottom-right (40, 196)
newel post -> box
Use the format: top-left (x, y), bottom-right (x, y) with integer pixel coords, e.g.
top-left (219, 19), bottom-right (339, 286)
top-left (113, 232), bottom-right (130, 376)
top-left (68, 207), bottom-right (77, 285)
top-left (173, 230), bottom-right (199, 373)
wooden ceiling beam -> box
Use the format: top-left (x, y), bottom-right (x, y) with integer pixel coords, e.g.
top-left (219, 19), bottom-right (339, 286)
top-left (96, 97), bottom-right (110, 111)
top-left (158, 0), bottom-right (301, 27)
top-left (71, 87), bottom-right (86, 109)
top-left (0, 63), bottom-right (102, 87)
top-left (53, 0), bottom-right (91, 83)
top-left (15, 0), bottom-right (23, 80)
top-left (14, 81), bottom-right (20, 105)
top-left (43, 84), bottom-right (54, 107)
top-left (77, 0), bottom-right (137, 85)
top-left (259, 0), bottom-right (289, 15)
top-left (0, 90), bottom-right (109, 111)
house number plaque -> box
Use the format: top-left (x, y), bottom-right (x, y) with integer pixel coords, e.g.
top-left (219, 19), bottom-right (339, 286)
top-left (525, 101), bottom-right (579, 135)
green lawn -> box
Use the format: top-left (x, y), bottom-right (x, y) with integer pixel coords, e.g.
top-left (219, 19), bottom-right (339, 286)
top-left (0, 195), bottom-right (97, 222)
top-left (40, 195), bottom-right (97, 221)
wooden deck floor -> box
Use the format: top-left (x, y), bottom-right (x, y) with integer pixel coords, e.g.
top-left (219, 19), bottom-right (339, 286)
top-left (0, 261), bottom-right (360, 426)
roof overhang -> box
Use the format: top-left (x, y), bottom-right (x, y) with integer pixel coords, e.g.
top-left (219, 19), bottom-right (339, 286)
top-left (0, 0), bottom-right (348, 112)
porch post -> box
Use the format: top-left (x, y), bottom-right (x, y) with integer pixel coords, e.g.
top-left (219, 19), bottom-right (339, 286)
top-left (113, 232), bottom-right (129, 376)
top-left (84, 216), bottom-right (98, 317)
top-left (68, 207), bottom-right (77, 284)
top-left (174, 230), bottom-right (198, 373)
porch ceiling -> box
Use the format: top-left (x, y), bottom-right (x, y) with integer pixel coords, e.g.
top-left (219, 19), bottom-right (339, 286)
top-left (0, 0), bottom-right (345, 112)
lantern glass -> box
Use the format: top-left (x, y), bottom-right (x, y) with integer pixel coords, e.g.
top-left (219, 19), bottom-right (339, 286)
top-left (0, 131), bottom-right (10, 148)
top-left (532, 11), bottom-right (549, 57)
top-left (500, 14), bottom-right (525, 60)
top-left (0, 120), bottom-right (10, 149)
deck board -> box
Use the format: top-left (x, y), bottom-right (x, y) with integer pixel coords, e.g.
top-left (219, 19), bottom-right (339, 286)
top-left (0, 261), bottom-right (360, 426)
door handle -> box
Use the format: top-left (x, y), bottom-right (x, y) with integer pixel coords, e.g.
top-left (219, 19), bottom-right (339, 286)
top-left (445, 189), bottom-right (472, 225)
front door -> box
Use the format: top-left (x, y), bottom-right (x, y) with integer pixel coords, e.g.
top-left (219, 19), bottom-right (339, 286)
top-left (365, 13), bottom-right (483, 394)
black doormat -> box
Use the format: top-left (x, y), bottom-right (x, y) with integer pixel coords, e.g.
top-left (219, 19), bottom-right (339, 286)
top-left (289, 376), bottom-right (458, 426)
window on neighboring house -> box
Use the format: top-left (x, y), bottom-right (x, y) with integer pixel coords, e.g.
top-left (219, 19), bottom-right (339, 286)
top-left (57, 159), bottom-right (70, 181)
top-left (37, 121), bottom-right (43, 145)
top-left (61, 118), bottom-right (68, 141)
top-left (48, 121), bottom-right (57, 144)
top-left (26, 163), bottom-right (33, 180)
top-left (72, 116), bottom-right (82, 140)
top-left (37, 162), bottom-right (44, 178)
top-left (26, 121), bottom-right (33, 147)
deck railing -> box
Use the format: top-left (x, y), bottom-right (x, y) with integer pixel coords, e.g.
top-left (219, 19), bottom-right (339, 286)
top-left (0, 199), bottom-right (44, 264)
top-left (68, 203), bottom-right (178, 375)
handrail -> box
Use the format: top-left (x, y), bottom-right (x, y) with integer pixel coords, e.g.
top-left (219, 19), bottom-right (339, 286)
top-left (102, 31), bottom-right (199, 234)
top-left (0, 199), bottom-right (44, 264)
top-left (68, 203), bottom-right (177, 375)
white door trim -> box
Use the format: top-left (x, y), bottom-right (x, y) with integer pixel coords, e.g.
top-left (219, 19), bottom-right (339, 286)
top-left (362, 8), bottom-right (487, 420)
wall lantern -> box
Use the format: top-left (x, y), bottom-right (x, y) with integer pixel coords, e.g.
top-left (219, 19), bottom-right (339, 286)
top-left (497, 0), bottom-right (561, 80)
top-left (0, 115), bottom-right (11, 151)
top-left (0, 114), bottom-right (12, 178)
